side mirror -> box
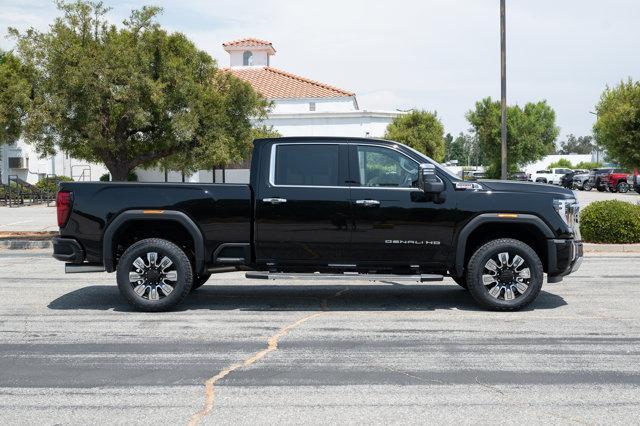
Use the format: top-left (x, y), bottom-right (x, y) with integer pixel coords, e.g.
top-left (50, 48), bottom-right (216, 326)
top-left (418, 163), bottom-right (445, 194)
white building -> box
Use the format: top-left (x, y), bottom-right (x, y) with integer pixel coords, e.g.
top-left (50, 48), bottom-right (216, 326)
top-left (0, 141), bottom-right (109, 185)
top-left (224, 38), bottom-right (400, 139)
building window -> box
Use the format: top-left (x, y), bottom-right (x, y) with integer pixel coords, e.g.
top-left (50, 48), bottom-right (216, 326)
top-left (242, 50), bottom-right (253, 66)
top-left (309, 102), bottom-right (316, 111)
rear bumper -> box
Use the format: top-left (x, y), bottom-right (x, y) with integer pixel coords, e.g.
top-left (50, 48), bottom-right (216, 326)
top-left (547, 239), bottom-right (583, 283)
top-left (52, 236), bottom-right (85, 263)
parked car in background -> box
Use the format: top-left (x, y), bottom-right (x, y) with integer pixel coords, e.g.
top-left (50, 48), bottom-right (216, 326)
top-left (572, 170), bottom-right (593, 191)
top-left (634, 168), bottom-right (640, 194)
top-left (531, 168), bottom-right (572, 185)
top-left (510, 171), bottom-right (530, 181)
top-left (606, 170), bottom-right (630, 193)
top-left (589, 168), bottom-right (626, 192)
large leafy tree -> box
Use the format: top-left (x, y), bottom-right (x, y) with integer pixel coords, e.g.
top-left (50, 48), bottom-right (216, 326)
top-left (8, 1), bottom-right (268, 180)
top-left (593, 79), bottom-right (640, 168)
top-left (466, 97), bottom-right (559, 177)
top-left (0, 50), bottom-right (31, 146)
top-left (557, 134), bottom-right (596, 155)
top-left (384, 110), bottom-right (445, 162)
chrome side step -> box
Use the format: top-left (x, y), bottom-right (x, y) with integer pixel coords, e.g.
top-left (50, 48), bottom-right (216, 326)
top-left (245, 272), bottom-right (443, 282)
top-left (65, 263), bottom-right (106, 273)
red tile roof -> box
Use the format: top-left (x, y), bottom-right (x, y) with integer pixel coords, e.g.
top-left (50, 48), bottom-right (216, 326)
top-left (226, 66), bottom-right (354, 99)
top-left (223, 38), bottom-right (275, 50)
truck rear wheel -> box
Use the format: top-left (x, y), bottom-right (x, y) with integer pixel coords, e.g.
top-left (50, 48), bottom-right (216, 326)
top-left (582, 181), bottom-right (592, 191)
top-left (116, 238), bottom-right (193, 312)
top-left (465, 238), bottom-right (543, 311)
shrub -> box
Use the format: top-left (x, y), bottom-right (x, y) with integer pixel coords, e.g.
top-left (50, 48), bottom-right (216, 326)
top-left (575, 161), bottom-right (602, 170)
top-left (580, 200), bottom-right (640, 243)
top-left (548, 158), bottom-right (573, 169)
top-left (35, 176), bottom-right (73, 193)
top-left (99, 173), bottom-right (110, 182)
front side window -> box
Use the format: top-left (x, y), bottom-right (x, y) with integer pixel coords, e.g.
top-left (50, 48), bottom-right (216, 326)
top-left (274, 144), bottom-right (339, 186)
top-left (356, 145), bottom-right (418, 188)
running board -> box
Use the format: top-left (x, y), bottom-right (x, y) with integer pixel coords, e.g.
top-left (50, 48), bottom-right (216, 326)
top-left (65, 263), bottom-right (105, 273)
top-left (245, 272), bottom-right (443, 282)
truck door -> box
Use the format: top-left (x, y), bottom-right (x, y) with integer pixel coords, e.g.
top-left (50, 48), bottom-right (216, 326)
top-left (255, 142), bottom-right (351, 267)
top-left (348, 143), bottom-right (454, 270)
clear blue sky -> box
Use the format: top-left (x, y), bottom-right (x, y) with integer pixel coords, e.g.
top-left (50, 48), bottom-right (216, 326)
top-left (2, 0), bottom-right (639, 143)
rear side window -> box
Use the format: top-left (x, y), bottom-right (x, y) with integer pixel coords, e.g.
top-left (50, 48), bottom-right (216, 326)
top-left (274, 144), bottom-right (339, 186)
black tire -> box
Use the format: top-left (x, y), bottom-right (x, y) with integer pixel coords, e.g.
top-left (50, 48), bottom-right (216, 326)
top-left (618, 182), bottom-right (629, 193)
top-left (452, 275), bottom-right (468, 289)
top-left (116, 238), bottom-right (193, 312)
top-left (191, 273), bottom-right (211, 291)
top-left (597, 186), bottom-right (606, 192)
top-left (465, 238), bottom-right (544, 311)
top-left (536, 178), bottom-right (547, 184)
top-left (582, 181), bottom-right (592, 191)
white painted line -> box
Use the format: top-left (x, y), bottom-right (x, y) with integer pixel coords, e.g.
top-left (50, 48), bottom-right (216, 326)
top-left (0, 220), bottom-right (34, 228)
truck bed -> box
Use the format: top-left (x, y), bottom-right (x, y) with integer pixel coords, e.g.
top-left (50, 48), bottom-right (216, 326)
top-left (58, 181), bottom-right (252, 264)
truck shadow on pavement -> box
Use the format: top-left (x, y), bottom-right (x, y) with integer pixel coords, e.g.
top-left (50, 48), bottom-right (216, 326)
top-left (47, 283), bottom-right (567, 312)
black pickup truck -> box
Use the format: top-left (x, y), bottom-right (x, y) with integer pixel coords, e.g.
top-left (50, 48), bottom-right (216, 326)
top-left (53, 137), bottom-right (583, 311)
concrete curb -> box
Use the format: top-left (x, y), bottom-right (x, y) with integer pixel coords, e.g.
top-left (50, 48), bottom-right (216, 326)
top-left (583, 243), bottom-right (640, 253)
top-left (0, 240), bottom-right (52, 249)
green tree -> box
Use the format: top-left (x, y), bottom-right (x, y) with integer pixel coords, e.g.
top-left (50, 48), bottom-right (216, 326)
top-left (593, 78), bottom-right (640, 168)
top-left (8, 1), bottom-right (268, 180)
top-left (0, 50), bottom-right (31, 146)
top-left (557, 134), bottom-right (595, 155)
top-left (466, 97), bottom-right (559, 178)
top-left (444, 132), bottom-right (462, 162)
top-left (384, 110), bottom-right (445, 162)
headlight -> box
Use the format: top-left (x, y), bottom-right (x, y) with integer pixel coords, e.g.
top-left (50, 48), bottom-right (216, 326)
top-left (553, 198), bottom-right (581, 239)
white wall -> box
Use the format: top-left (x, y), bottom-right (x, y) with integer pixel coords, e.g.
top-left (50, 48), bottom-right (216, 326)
top-left (229, 50), bottom-right (269, 67)
top-left (270, 97), bottom-right (357, 113)
top-left (524, 154), bottom-right (593, 174)
top-left (1, 140), bottom-right (109, 185)
top-left (260, 111), bottom-right (399, 138)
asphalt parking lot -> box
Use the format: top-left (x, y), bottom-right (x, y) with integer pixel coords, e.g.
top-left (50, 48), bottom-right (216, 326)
top-left (1, 250), bottom-right (639, 424)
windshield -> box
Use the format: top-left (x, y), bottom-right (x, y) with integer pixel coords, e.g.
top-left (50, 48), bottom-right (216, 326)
top-left (402, 144), bottom-right (461, 181)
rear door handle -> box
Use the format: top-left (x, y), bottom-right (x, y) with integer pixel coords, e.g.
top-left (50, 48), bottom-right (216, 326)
top-left (263, 197), bottom-right (287, 204)
top-left (355, 199), bottom-right (380, 207)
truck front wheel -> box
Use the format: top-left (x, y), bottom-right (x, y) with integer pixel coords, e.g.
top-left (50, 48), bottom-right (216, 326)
top-left (116, 238), bottom-right (193, 312)
top-left (465, 238), bottom-right (543, 311)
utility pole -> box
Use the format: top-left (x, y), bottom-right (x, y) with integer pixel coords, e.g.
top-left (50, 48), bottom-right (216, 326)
top-left (500, 0), bottom-right (507, 180)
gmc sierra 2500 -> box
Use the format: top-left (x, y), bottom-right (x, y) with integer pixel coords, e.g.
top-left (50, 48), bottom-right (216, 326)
top-left (53, 137), bottom-right (583, 311)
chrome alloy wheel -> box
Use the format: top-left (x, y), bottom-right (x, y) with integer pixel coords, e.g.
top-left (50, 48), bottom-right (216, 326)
top-left (128, 252), bottom-right (178, 301)
top-left (482, 252), bottom-right (531, 301)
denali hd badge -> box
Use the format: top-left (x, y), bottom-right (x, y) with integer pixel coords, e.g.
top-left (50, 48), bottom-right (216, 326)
top-left (385, 240), bottom-right (441, 245)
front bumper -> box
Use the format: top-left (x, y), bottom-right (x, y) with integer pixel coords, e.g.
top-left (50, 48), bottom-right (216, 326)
top-left (547, 239), bottom-right (583, 283)
top-left (52, 236), bottom-right (85, 263)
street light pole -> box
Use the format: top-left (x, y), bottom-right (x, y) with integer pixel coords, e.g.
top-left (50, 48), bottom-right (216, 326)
top-left (500, 0), bottom-right (507, 180)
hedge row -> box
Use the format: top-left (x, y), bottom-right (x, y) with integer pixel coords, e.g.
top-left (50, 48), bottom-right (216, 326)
top-left (580, 200), bottom-right (640, 243)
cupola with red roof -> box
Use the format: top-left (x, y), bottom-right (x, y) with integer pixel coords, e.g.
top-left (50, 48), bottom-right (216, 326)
top-left (223, 38), bottom-right (276, 67)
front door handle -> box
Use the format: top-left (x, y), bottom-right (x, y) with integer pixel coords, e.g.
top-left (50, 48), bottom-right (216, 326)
top-left (263, 197), bottom-right (287, 205)
top-left (355, 199), bottom-right (380, 207)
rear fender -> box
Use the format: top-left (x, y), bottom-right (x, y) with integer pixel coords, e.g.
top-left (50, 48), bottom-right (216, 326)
top-left (102, 210), bottom-right (205, 274)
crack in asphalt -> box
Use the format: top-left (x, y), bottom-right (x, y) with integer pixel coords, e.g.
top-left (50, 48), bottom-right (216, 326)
top-left (187, 288), bottom-right (349, 426)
